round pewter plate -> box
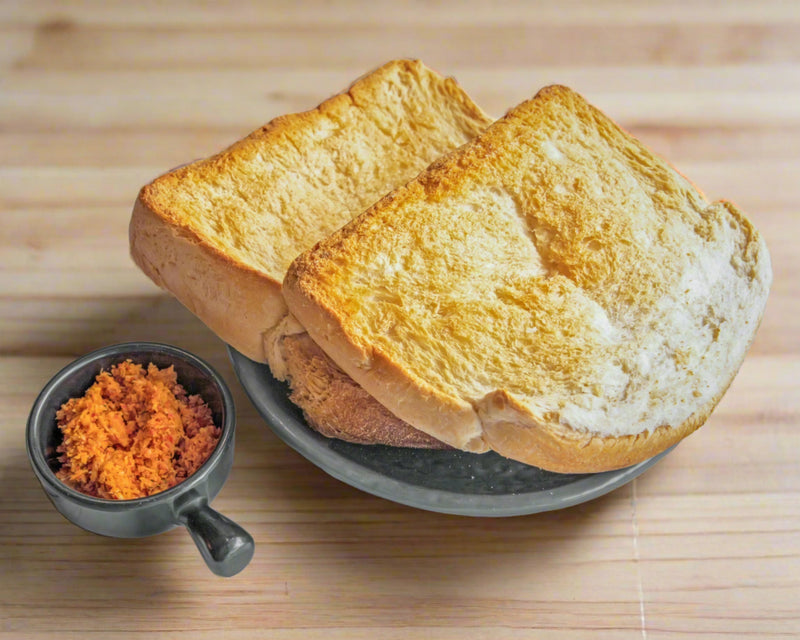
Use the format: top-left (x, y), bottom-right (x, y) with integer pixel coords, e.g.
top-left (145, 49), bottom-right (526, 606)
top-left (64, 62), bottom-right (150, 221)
top-left (228, 347), bottom-right (673, 517)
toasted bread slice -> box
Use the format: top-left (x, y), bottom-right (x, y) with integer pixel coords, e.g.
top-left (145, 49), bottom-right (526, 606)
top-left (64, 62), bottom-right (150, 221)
top-left (129, 59), bottom-right (492, 448)
top-left (283, 85), bottom-right (772, 473)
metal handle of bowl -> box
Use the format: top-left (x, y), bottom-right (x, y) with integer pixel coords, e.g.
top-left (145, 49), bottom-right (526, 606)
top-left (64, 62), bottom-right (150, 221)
top-left (177, 495), bottom-right (254, 577)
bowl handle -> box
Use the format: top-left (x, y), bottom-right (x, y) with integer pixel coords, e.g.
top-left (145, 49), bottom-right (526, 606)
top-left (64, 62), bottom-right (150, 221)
top-left (176, 495), bottom-right (254, 577)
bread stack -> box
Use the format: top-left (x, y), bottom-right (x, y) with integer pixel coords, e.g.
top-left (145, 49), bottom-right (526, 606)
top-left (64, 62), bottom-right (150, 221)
top-left (130, 60), bottom-right (771, 473)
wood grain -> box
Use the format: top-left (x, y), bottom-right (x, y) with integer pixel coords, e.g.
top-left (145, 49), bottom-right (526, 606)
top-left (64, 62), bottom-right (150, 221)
top-left (1, 1), bottom-right (798, 638)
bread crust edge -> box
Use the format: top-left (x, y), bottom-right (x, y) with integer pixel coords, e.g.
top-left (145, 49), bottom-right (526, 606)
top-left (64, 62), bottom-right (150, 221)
top-left (129, 192), bottom-right (285, 362)
top-left (283, 267), bottom-right (489, 453)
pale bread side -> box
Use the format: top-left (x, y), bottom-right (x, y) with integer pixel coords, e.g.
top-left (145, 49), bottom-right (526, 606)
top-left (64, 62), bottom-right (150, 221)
top-left (129, 59), bottom-right (491, 448)
top-left (283, 85), bottom-right (772, 473)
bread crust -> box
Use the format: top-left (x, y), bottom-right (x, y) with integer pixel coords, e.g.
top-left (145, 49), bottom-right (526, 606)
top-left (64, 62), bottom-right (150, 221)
top-left (280, 332), bottom-right (448, 448)
top-left (476, 385), bottom-right (714, 473)
top-left (282, 280), bottom-right (488, 452)
top-left (130, 193), bottom-right (286, 361)
top-left (283, 84), bottom-right (772, 473)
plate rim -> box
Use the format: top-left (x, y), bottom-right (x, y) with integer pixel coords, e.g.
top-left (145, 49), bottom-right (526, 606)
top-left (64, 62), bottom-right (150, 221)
top-left (228, 346), bottom-right (672, 517)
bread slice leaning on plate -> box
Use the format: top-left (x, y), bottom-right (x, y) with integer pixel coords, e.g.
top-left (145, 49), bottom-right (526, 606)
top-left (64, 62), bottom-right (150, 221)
top-left (129, 59), bottom-right (494, 448)
top-left (283, 84), bottom-right (772, 473)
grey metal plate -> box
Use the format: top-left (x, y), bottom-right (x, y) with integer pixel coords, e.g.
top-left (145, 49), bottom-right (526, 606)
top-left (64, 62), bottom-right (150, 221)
top-left (228, 346), bottom-right (672, 517)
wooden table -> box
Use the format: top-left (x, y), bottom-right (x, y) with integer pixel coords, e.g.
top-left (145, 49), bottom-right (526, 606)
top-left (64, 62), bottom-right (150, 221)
top-left (2, 2), bottom-right (798, 638)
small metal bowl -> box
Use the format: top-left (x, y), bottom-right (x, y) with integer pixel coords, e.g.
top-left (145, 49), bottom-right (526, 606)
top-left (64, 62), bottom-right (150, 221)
top-left (26, 342), bottom-right (254, 577)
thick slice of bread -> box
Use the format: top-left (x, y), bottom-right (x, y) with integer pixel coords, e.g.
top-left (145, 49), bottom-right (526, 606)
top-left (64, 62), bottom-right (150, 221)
top-left (283, 85), bottom-right (772, 473)
top-left (129, 59), bottom-right (492, 448)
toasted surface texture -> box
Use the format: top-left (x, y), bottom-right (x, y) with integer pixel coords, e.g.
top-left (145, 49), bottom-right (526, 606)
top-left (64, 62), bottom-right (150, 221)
top-left (280, 330), bottom-right (447, 448)
top-left (283, 85), bottom-right (772, 473)
top-left (129, 59), bottom-right (492, 447)
top-left (131, 59), bottom-right (491, 361)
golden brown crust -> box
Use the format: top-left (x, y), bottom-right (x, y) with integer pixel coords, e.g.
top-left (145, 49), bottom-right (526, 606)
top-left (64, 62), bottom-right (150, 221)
top-left (284, 84), bottom-right (772, 473)
top-left (282, 276), bottom-right (489, 452)
top-left (280, 332), bottom-right (448, 448)
top-left (476, 388), bottom-right (713, 473)
top-left (129, 198), bottom-right (286, 360)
